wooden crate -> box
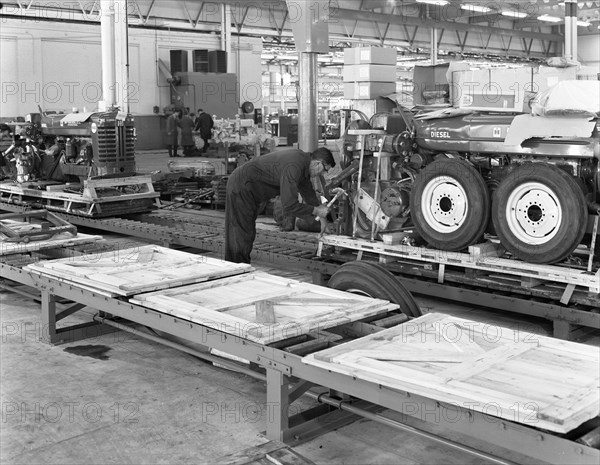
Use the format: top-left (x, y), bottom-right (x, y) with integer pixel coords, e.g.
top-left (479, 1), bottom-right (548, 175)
top-left (303, 312), bottom-right (600, 434)
top-left (130, 272), bottom-right (398, 344)
top-left (25, 245), bottom-right (253, 296)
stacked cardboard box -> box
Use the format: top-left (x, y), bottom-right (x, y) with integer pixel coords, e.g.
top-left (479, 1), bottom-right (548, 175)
top-left (343, 47), bottom-right (397, 100)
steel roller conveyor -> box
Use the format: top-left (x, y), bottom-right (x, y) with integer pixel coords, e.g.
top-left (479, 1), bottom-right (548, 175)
top-left (1, 245), bottom-right (599, 465)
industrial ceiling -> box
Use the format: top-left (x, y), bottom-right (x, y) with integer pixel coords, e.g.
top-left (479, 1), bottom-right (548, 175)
top-left (1, 0), bottom-right (598, 62)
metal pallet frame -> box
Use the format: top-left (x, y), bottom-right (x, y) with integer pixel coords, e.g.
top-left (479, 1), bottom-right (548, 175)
top-left (1, 262), bottom-right (598, 465)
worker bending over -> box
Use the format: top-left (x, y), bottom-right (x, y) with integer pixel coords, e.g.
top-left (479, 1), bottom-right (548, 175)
top-left (225, 147), bottom-right (335, 264)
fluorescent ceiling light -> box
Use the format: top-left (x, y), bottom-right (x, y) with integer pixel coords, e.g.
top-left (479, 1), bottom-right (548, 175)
top-left (415, 0), bottom-right (449, 5)
top-left (461, 4), bottom-right (492, 13)
top-left (501, 10), bottom-right (528, 19)
top-left (577, 20), bottom-right (591, 26)
top-left (538, 15), bottom-right (562, 22)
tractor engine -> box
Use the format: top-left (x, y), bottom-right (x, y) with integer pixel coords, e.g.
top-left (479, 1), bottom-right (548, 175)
top-left (12, 143), bottom-right (38, 183)
top-left (39, 109), bottom-right (136, 182)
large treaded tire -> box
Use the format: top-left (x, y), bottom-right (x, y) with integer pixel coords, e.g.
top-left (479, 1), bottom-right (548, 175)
top-left (328, 261), bottom-right (421, 317)
top-left (491, 163), bottom-right (587, 264)
top-left (410, 158), bottom-right (490, 251)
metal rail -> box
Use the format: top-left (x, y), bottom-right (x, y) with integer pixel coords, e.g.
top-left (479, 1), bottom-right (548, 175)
top-left (306, 391), bottom-right (516, 465)
top-left (1, 200), bottom-right (598, 339)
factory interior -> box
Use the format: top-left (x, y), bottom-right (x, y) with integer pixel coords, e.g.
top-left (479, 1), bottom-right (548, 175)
top-left (1, 1), bottom-right (600, 464)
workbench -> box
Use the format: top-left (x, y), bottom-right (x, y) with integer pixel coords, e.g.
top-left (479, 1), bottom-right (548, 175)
top-left (2, 244), bottom-right (599, 465)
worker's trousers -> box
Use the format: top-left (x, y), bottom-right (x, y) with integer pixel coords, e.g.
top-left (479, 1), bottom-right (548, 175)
top-left (224, 175), bottom-right (260, 264)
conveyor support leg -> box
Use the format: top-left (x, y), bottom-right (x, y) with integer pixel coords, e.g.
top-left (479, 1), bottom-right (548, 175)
top-left (266, 368), bottom-right (290, 442)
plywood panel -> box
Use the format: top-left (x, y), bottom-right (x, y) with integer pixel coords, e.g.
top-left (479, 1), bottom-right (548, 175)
top-left (303, 313), bottom-right (600, 434)
top-left (131, 272), bottom-right (398, 344)
top-left (25, 245), bottom-right (252, 296)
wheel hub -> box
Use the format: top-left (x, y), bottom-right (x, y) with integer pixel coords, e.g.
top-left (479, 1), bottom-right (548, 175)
top-left (505, 182), bottom-right (562, 244)
top-left (421, 176), bottom-right (468, 233)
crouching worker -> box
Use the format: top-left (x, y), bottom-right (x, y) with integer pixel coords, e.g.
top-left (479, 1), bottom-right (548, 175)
top-left (225, 147), bottom-right (335, 264)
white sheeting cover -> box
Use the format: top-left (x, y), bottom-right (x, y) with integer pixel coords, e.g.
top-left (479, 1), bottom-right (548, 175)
top-left (531, 80), bottom-right (600, 118)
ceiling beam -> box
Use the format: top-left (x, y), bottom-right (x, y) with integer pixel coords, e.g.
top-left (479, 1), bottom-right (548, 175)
top-left (333, 7), bottom-right (562, 42)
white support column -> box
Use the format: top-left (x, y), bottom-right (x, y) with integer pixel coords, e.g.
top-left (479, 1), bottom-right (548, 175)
top-left (564, 0), bottom-right (578, 61)
top-left (100, 0), bottom-right (116, 110)
top-left (113, 0), bottom-right (130, 112)
top-left (221, 3), bottom-right (233, 71)
top-left (430, 27), bottom-right (438, 65)
top-left (285, 0), bottom-right (329, 151)
top-left (429, 5), bottom-right (438, 65)
top-left (298, 52), bottom-right (318, 151)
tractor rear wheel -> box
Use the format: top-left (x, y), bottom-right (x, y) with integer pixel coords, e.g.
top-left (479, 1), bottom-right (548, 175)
top-left (410, 158), bottom-right (490, 251)
top-left (492, 163), bottom-right (587, 264)
top-left (328, 261), bottom-right (421, 317)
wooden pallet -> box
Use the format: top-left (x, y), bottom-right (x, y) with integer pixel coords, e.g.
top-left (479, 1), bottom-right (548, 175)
top-left (130, 272), bottom-right (398, 344)
top-left (318, 235), bottom-right (600, 298)
top-left (1, 214), bottom-right (102, 256)
top-left (25, 245), bottom-right (253, 297)
top-left (304, 312), bottom-right (600, 435)
top-left (0, 210), bottom-right (76, 243)
top-left (0, 175), bottom-right (159, 217)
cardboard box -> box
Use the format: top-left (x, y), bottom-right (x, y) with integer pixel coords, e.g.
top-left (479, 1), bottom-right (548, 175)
top-left (343, 64), bottom-right (397, 82)
top-left (344, 47), bottom-right (397, 65)
top-left (450, 66), bottom-right (579, 112)
top-left (451, 67), bottom-right (532, 112)
top-left (413, 63), bottom-right (451, 105)
top-left (457, 92), bottom-right (518, 111)
top-left (343, 81), bottom-right (397, 100)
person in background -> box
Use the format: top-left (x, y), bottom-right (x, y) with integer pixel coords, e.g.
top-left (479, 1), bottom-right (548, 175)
top-left (166, 110), bottom-right (181, 157)
top-left (0, 124), bottom-right (13, 177)
top-left (224, 147), bottom-right (335, 264)
top-left (194, 109), bottom-right (214, 154)
top-left (179, 109), bottom-right (195, 157)
top-left (186, 107), bottom-right (195, 125)
top-left (0, 124), bottom-right (12, 152)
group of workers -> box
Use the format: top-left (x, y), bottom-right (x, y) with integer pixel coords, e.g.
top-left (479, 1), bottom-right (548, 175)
top-left (166, 108), bottom-right (214, 158)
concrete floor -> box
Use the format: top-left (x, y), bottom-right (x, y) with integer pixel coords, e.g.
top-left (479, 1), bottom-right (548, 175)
top-left (1, 286), bottom-right (548, 465)
top-left (1, 148), bottom-right (598, 464)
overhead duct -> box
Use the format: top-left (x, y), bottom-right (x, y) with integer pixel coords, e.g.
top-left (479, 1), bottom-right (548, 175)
top-left (157, 59), bottom-right (180, 86)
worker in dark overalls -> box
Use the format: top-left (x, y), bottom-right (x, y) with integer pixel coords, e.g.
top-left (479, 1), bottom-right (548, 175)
top-left (166, 110), bottom-right (181, 157)
top-left (224, 147), bottom-right (335, 264)
top-left (194, 109), bottom-right (214, 154)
